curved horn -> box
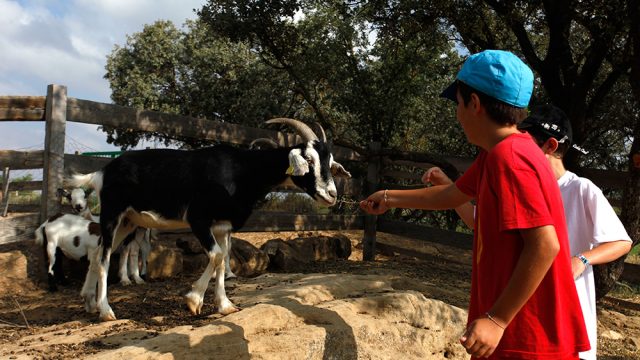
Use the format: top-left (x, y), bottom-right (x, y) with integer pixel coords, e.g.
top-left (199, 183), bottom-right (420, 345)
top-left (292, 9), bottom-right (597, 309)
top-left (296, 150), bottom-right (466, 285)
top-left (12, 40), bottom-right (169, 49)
top-left (249, 138), bottom-right (279, 149)
top-left (266, 117), bottom-right (318, 142)
top-left (311, 122), bottom-right (327, 142)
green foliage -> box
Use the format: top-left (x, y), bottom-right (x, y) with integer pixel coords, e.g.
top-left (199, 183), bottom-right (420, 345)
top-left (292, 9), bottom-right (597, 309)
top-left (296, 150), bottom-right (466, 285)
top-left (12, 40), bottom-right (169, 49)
top-left (104, 20), bottom-right (299, 149)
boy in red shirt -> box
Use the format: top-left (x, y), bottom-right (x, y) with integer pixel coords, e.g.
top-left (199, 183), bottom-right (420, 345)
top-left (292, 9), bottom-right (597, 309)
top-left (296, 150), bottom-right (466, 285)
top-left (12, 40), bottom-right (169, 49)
top-left (360, 50), bottom-right (590, 359)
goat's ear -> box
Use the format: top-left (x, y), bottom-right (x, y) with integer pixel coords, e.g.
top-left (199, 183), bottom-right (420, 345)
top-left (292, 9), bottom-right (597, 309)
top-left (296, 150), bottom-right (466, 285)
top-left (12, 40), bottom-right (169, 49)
top-left (85, 188), bottom-right (94, 197)
top-left (331, 160), bottom-right (351, 178)
top-left (287, 149), bottom-right (310, 176)
top-left (57, 188), bottom-right (70, 199)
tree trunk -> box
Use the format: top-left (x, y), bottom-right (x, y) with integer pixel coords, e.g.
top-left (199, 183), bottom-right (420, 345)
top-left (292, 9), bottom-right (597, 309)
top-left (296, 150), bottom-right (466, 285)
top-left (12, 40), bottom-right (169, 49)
top-left (594, 0), bottom-right (640, 299)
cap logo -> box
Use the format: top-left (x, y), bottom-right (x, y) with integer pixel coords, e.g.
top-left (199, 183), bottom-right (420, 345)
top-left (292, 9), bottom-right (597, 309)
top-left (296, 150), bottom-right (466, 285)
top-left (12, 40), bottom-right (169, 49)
top-left (572, 144), bottom-right (589, 155)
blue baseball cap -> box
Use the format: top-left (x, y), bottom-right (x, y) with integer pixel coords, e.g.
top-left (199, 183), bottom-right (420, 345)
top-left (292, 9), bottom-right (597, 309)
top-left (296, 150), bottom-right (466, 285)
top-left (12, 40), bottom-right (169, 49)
top-left (441, 50), bottom-right (534, 108)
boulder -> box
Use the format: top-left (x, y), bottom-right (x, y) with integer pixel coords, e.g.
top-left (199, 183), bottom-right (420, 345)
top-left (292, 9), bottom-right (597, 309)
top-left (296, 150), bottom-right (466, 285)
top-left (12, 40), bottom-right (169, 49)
top-left (228, 238), bottom-right (269, 277)
top-left (178, 237), bottom-right (269, 278)
top-left (146, 244), bottom-right (183, 279)
top-left (86, 274), bottom-right (468, 360)
top-left (260, 235), bottom-right (352, 272)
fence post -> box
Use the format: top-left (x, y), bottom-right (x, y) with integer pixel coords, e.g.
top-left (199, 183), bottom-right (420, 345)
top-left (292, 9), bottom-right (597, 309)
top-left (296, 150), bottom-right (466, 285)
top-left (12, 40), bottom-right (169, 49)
top-left (1, 167), bottom-right (9, 217)
top-left (40, 85), bottom-right (67, 222)
top-left (362, 141), bottom-right (381, 261)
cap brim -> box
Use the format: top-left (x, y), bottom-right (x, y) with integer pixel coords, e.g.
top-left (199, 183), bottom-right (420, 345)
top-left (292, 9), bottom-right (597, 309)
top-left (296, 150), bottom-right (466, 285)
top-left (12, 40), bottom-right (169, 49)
top-left (440, 81), bottom-right (458, 103)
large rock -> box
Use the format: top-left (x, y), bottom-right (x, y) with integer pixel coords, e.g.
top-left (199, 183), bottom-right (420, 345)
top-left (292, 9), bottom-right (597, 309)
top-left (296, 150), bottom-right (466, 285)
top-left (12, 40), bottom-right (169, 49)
top-left (146, 244), bottom-right (183, 279)
top-left (228, 238), bottom-right (269, 277)
top-left (0, 251), bottom-right (28, 291)
top-left (85, 274), bottom-right (468, 360)
top-left (260, 235), bottom-right (351, 271)
top-left (178, 237), bottom-right (269, 277)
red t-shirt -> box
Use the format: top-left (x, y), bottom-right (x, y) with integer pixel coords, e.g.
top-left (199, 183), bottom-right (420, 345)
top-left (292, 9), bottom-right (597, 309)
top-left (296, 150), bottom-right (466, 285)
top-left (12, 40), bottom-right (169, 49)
top-left (456, 133), bottom-right (590, 359)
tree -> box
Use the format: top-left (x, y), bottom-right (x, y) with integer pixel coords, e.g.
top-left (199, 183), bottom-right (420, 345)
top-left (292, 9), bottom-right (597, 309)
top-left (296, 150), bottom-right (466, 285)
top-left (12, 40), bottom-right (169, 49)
top-left (198, 0), bottom-right (469, 154)
top-left (103, 20), bottom-right (299, 149)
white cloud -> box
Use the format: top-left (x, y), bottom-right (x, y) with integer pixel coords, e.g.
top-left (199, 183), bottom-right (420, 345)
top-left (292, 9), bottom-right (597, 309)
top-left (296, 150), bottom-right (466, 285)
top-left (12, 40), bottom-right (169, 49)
top-left (0, 0), bottom-right (206, 152)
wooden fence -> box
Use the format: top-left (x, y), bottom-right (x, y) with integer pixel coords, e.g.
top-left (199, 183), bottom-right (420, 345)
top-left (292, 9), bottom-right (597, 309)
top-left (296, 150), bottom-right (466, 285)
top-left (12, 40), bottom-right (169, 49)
top-left (0, 85), bottom-right (630, 259)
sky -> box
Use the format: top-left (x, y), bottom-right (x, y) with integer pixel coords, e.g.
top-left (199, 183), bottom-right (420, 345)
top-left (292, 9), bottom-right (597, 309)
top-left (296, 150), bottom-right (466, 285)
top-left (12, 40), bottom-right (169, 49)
top-left (0, 0), bottom-right (207, 163)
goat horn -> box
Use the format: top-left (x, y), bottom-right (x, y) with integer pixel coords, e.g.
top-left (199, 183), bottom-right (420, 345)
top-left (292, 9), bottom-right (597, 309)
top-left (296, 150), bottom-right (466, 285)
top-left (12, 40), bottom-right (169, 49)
top-left (249, 138), bottom-right (279, 149)
top-left (311, 122), bottom-right (327, 142)
top-left (266, 118), bottom-right (318, 142)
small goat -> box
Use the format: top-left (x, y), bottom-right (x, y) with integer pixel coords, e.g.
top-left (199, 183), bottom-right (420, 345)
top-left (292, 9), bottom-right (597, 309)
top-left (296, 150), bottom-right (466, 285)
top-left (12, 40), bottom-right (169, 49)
top-left (35, 213), bottom-right (101, 292)
top-left (66, 118), bottom-right (351, 321)
top-left (57, 188), bottom-right (153, 286)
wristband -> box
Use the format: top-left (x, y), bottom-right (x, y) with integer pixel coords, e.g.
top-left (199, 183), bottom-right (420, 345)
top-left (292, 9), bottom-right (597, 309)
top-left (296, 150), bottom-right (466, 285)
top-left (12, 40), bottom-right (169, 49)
top-left (383, 189), bottom-right (389, 208)
top-left (485, 312), bottom-right (506, 330)
top-left (575, 254), bottom-right (590, 266)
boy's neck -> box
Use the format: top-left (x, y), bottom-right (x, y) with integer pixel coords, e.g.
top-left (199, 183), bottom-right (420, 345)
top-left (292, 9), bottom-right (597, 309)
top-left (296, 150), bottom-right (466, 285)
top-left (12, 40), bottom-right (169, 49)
top-left (478, 123), bottom-right (521, 151)
top-left (547, 156), bottom-right (566, 180)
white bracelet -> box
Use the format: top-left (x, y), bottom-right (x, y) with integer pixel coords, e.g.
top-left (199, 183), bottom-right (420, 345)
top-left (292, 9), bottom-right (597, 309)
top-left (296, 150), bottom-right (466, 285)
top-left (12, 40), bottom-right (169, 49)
top-left (383, 189), bottom-right (389, 208)
top-left (485, 312), bottom-right (506, 330)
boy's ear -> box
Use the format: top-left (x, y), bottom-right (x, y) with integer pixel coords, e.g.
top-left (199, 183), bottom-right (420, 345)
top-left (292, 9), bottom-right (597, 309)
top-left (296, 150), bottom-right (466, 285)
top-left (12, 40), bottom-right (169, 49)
top-left (470, 93), bottom-right (482, 114)
top-left (542, 138), bottom-right (559, 154)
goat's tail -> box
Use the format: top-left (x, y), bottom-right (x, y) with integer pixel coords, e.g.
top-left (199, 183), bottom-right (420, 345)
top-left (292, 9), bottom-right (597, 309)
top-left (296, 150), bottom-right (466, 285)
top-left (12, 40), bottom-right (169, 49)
top-left (65, 171), bottom-right (104, 194)
top-left (34, 223), bottom-right (46, 246)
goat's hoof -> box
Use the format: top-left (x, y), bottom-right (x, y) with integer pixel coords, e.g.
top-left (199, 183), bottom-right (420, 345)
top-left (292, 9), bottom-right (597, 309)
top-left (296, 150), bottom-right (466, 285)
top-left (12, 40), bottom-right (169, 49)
top-left (218, 304), bottom-right (239, 316)
top-left (225, 273), bottom-right (237, 281)
top-left (185, 293), bottom-right (203, 315)
top-left (83, 297), bottom-right (97, 313)
top-left (133, 277), bottom-right (145, 285)
top-left (99, 312), bottom-right (117, 322)
top-left (120, 279), bottom-right (132, 286)
top-left (216, 298), bottom-right (239, 315)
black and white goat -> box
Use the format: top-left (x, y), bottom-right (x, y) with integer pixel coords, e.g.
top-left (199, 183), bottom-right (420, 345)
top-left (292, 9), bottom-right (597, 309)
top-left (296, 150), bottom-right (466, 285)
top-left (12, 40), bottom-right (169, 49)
top-left (35, 213), bottom-right (153, 292)
top-left (66, 118), bottom-right (351, 321)
top-left (58, 187), bottom-right (154, 285)
top-left (38, 189), bottom-right (152, 290)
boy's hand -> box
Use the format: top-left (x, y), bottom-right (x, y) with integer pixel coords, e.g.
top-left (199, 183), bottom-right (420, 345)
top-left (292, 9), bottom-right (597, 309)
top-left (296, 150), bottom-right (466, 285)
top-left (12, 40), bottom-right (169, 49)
top-left (359, 190), bottom-right (389, 215)
top-left (422, 167), bottom-right (454, 186)
top-left (571, 256), bottom-right (587, 279)
top-left (460, 317), bottom-right (504, 358)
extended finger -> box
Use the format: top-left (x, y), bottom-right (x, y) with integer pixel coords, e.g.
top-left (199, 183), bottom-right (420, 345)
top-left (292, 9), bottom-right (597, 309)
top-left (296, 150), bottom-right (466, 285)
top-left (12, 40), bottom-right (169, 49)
top-left (459, 330), bottom-right (476, 353)
top-left (472, 343), bottom-right (493, 358)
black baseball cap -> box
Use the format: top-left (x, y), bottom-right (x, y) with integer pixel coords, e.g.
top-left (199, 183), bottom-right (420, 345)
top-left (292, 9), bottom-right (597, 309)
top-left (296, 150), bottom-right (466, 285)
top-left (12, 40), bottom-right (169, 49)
top-left (518, 104), bottom-right (572, 144)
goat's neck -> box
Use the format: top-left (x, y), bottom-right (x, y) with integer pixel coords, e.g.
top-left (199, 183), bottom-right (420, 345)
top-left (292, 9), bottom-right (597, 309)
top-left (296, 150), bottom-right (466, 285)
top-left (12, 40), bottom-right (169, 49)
top-left (247, 147), bottom-right (297, 187)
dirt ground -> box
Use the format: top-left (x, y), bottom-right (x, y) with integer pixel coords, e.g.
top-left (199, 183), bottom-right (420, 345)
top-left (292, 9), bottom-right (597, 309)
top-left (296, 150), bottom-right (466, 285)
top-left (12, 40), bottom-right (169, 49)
top-left (0, 230), bottom-right (639, 359)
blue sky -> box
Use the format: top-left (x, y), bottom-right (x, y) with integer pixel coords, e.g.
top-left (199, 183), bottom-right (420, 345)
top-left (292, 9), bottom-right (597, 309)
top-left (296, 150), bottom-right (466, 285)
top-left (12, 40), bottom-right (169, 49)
top-left (0, 0), bottom-right (207, 158)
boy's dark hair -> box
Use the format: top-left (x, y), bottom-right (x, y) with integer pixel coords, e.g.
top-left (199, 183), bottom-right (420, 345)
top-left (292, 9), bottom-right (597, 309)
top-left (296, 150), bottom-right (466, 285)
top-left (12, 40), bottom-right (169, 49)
top-left (457, 81), bottom-right (529, 126)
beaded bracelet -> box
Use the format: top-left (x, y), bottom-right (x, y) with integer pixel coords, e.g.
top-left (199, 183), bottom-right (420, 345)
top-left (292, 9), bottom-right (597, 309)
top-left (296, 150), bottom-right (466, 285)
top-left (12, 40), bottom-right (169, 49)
top-left (575, 254), bottom-right (590, 266)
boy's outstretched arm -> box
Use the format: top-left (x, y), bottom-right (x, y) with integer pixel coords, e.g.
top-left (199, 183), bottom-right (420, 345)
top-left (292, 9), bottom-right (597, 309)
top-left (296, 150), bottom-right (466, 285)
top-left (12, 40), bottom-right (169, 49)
top-left (460, 225), bottom-right (560, 358)
top-left (359, 183), bottom-right (472, 215)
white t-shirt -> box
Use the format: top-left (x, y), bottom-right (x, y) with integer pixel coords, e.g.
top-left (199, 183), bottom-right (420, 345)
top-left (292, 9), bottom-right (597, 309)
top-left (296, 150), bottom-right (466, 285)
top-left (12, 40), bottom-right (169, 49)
top-left (558, 171), bottom-right (632, 360)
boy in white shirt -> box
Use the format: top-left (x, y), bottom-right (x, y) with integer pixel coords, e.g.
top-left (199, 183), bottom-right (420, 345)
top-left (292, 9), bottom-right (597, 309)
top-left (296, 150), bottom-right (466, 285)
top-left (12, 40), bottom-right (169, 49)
top-left (425, 104), bottom-right (632, 360)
